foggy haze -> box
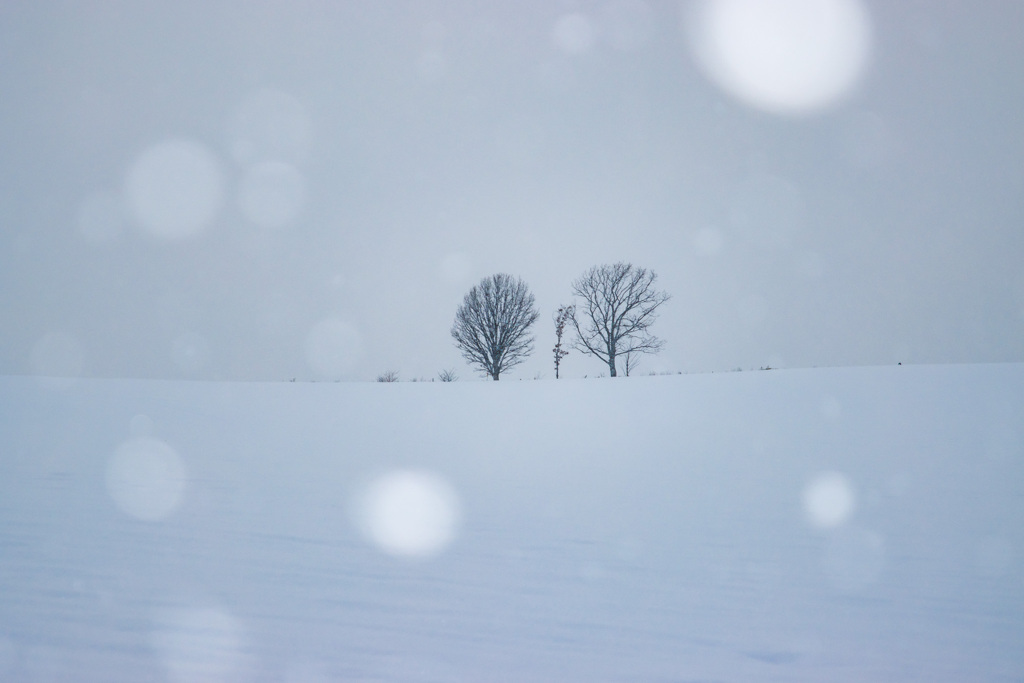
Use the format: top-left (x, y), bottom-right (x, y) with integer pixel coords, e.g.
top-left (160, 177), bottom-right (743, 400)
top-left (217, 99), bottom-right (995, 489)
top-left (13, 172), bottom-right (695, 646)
top-left (2, 1), bottom-right (1022, 381)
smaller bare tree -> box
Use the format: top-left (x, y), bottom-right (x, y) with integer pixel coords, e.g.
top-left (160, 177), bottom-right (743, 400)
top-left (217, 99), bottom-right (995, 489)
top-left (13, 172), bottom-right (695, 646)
top-left (451, 273), bottom-right (539, 380)
top-left (570, 262), bottom-right (670, 378)
top-left (376, 370), bottom-right (400, 383)
top-left (437, 368), bottom-right (458, 382)
top-left (552, 304), bottom-right (574, 379)
top-left (622, 350), bottom-right (638, 377)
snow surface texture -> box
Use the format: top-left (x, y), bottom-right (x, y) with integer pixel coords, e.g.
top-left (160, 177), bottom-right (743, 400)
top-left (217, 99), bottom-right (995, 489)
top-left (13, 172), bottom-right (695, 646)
top-left (0, 365), bottom-right (1021, 681)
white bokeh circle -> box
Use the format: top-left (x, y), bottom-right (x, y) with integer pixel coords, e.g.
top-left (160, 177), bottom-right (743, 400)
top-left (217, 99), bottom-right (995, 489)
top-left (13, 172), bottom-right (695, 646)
top-left (124, 139), bottom-right (224, 240)
top-left (356, 470), bottom-right (461, 559)
top-left (803, 471), bottom-right (855, 529)
top-left (553, 13), bottom-right (597, 55)
top-left (106, 437), bottom-right (186, 521)
top-left (689, 0), bottom-right (871, 115)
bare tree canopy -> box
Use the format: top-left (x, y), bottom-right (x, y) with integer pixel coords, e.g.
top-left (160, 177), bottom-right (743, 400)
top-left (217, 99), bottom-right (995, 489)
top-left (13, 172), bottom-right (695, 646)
top-left (451, 273), bottom-right (539, 380)
top-left (570, 263), bottom-right (670, 377)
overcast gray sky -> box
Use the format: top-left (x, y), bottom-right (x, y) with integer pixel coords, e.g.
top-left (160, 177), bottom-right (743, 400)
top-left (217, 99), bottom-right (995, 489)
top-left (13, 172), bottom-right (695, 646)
top-left (2, 1), bottom-right (1022, 382)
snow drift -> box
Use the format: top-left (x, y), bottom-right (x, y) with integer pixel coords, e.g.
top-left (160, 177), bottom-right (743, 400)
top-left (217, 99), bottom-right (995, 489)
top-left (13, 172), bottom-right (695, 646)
top-left (0, 364), bottom-right (1021, 681)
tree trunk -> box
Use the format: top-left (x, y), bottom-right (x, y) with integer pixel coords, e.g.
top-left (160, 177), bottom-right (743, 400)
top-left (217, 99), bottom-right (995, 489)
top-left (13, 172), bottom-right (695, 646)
top-left (608, 356), bottom-right (617, 377)
top-left (491, 372), bottom-right (499, 380)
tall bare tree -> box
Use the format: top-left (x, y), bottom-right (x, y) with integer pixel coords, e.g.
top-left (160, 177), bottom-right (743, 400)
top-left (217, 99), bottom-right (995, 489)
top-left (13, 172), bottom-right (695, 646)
top-left (552, 304), bottom-right (574, 379)
top-left (451, 273), bottom-right (539, 380)
top-left (570, 263), bottom-right (670, 377)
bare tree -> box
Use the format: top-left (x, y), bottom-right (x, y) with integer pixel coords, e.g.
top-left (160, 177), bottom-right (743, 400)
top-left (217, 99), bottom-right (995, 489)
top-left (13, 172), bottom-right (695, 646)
top-left (570, 263), bottom-right (670, 377)
top-left (552, 304), bottom-right (574, 379)
top-left (451, 273), bottom-right (539, 380)
top-left (622, 349), bottom-right (638, 377)
top-left (437, 368), bottom-right (458, 382)
top-left (376, 370), bottom-right (400, 382)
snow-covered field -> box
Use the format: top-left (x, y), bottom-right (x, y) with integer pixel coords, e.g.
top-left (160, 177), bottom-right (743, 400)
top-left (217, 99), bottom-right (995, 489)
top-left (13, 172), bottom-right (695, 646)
top-left (1, 364), bottom-right (1022, 681)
